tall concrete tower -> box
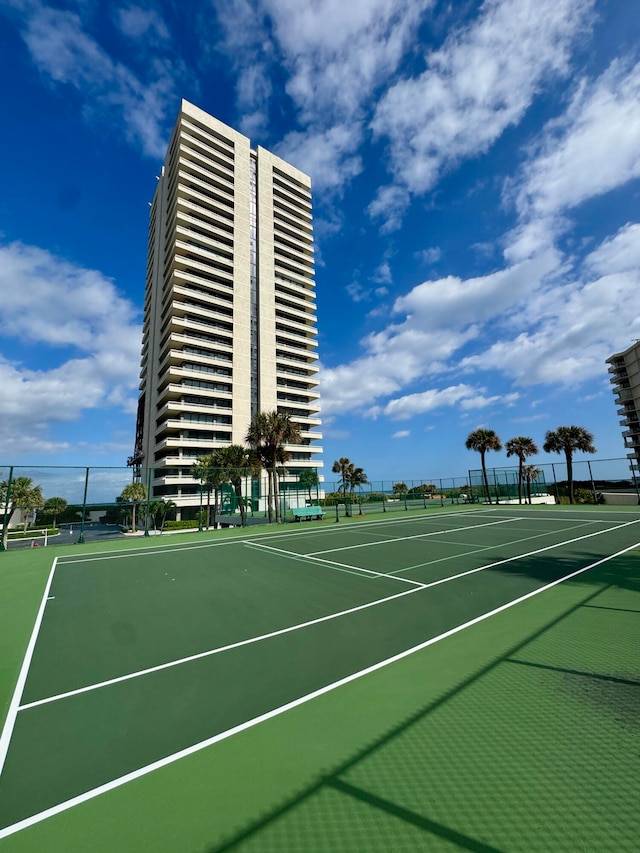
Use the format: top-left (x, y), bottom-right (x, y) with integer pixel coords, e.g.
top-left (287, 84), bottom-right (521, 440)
top-left (133, 100), bottom-right (322, 511)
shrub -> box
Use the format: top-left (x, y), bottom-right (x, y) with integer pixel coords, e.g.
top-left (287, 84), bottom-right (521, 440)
top-left (163, 520), bottom-right (201, 530)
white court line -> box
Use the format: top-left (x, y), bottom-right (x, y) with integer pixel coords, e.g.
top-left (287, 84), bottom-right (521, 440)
top-left (306, 517), bottom-right (521, 556)
top-left (246, 541), bottom-right (426, 588)
top-left (0, 558), bottom-right (58, 781)
top-left (17, 517), bottom-right (631, 715)
top-left (18, 583), bottom-right (424, 713)
top-left (388, 517), bottom-right (640, 578)
top-left (54, 508), bottom-right (496, 564)
top-left (2, 539), bottom-right (639, 841)
top-left (397, 521), bottom-right (596, 574)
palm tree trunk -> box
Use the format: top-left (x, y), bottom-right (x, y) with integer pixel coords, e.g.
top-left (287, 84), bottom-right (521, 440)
top-left (565, 450), bottom-right (574, 504)
top-left (235, 484), bottom-right (246, 526)
top-left (274, 470), bottom-right (281, 523)
top-left (517, 458), bottom-right (523, 504)
top-left (267, 470), bottom-right (274, 523)
top-left (481, 452), bottom-right (492, 505)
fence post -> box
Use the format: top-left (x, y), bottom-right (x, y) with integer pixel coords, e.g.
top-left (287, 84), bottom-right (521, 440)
top-left (630, 458), bottom-right (640, 502)
top-left (587, 460), bottom-right (598, 505)
top-left (77, 467), bottom-right (89, 544)
top-left (493, 469), bottom-right (500, 504)
top-left (551, 463), bottom-right (559, 504)
top-left (144, 466), bottom-right (152, 537)
top-left (0, 466), bottom-right (14, 552)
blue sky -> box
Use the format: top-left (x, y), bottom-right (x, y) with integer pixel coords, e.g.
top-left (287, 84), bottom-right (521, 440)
top-left (0, 0), bottom-right (639, 482)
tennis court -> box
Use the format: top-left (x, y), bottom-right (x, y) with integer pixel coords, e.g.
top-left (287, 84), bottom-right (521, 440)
top-left (1, 506), bottom-right (639, 850)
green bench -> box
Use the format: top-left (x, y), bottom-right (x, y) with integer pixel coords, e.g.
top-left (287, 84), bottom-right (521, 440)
top-left (292, 506), bottom-right (325, 521)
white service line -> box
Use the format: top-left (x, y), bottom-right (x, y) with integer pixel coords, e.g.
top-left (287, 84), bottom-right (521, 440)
top-left (2, 539), bottom-right (638, 842)
top-left (306, 517), bottom-right (521, 556)
top-left (246, 541), bottom-right (426, 587)
top-left (0, 558), bottom-right (58, 779)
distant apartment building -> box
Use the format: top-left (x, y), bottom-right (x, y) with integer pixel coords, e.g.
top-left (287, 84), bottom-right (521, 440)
top-left (132, 100), bottom-right (322, 510)
top-left (606, 341), bottom-right (640, 467)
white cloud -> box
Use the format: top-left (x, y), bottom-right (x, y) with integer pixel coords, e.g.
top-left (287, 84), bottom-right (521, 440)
top-left (393, 251), bottom-right (559, 332)
top-left (11, 0), bottom-right (181, 158)
top-left (345, 282), bottom-right (369, 303)
top-left (116, 6), bottom-right (169, 41)
top-left (277, 124), bottom-right (364, 193)
top-left (505, 60), bottom-right (640, 263)
top-left (384, 385), bottom-right (478, 419)
top-left (370, 0), bottom-right (594, 222)
top-left (321, 249), bottom-right (563, 417)
top-left (461, 229), bottom-right (640, 386)
top-left (415, 247), bottom-right (442, 265)
top-left (372, 261), bottom-right (392, 284)
top-left (514, 60), bottom-right (640, 222)
top-left (392, 430), bottom-right (410, 438)
top-left (367, 185), bottom-right (410, 234)
top-left (382, 385), bottom-right (518, 420)
top-left (264, 0), bottom-right (432, 122)
top-left (584, 222), bottom-right (640, 276)
top-left (0, 242), bottom-right (141, 452)
top-left (214, 0), bottom-right (432, 192)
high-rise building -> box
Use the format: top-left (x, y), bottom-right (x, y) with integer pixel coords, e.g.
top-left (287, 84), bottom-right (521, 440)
top-left (606, 341), bottom-right (640, 467)
top-left (132, 100), bottom-right (322, 511)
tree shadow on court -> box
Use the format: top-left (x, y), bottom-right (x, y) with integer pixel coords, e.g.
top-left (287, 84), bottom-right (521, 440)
top-left (487, 548), bottom-right (640, 594)
top-left (203, 558), bottom-right (639, 852)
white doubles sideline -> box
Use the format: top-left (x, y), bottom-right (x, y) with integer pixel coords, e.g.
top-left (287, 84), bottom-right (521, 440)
top-left (1, 538), bottom-right (639, 841)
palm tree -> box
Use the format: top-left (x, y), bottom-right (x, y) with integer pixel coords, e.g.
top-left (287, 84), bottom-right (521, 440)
top-left (119, 482), bottom-right (147, 532)
top-left (216, 444), bottom-right (257, 527)
top-left (146, 500), bottom-right (166, 532)
top-left (350, 466), bottom-right (369, 515)
top-left (505, 436), bottom-right (539, 504)
top-left (192, 452), bottom-right (226, 528)
top-left (465, 429), bottom-right (503, 504)
top-left (332, 457), bottom-right (355, 516)
top-left (159, 499), bottom-right (177, 532)
top-left (246, 411), bottom-right (302, 523)
top-left (1, 476), bottom-right (44, 546)
top-left (332, 458), bottom-right (354, 495)
top-left (298, 469), bottom-right (319, 504)
top-left (393, 482), bottom-right (408, 496)
top-left (543, 425), bottom-right (596, 504)
top-left (523, 465), bottom-right (542, 505)
top-left (43, 496), bottom-right (68, 528)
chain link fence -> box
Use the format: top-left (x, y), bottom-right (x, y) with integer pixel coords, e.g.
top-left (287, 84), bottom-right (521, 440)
top-left (2, 457), bottom-right (638, 550)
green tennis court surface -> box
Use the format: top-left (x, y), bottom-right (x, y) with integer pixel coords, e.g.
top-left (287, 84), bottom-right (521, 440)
top-left (1, 506), bottom-right (639, 851)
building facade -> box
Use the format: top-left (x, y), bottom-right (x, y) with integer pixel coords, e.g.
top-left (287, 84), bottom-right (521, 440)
top-left (607, 341), bottom-right (640, 467)
top-left (133, 100), bottom-right (322, 510)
